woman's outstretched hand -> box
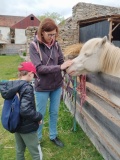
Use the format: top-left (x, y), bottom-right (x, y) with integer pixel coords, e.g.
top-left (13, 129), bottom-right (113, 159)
top-left (60, 60), bottom-right (73, 70)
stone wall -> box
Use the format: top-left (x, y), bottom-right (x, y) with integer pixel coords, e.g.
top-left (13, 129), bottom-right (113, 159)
top-left (0, 44), bottom-right (26, 55)
top-left (72, 2), bottom-right (120, 21)
top-left (58, 17), bottom-right (73, 50)
top-left (25, 26), bottom-right (38, 54)
top-left (58, 2), bottom-right (120, 51)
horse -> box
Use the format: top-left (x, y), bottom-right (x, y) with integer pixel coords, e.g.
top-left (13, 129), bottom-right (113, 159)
top-left (67, 36), bottom-right (120, 107)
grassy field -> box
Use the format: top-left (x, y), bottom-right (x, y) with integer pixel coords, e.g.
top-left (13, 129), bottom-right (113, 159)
top-left (0, 55), bottom-right (23, 80)
top-left (0, 55), bottom-right (104, 160)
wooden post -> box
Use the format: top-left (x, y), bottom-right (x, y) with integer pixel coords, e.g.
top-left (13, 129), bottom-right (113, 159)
top-left (108, 20), bottom-right (112, 42)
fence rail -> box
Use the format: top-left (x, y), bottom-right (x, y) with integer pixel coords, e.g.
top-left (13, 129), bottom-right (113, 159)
top-left (63, 73), bottom-right (120, 160)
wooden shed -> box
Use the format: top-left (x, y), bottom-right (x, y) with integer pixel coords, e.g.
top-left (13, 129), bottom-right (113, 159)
top-left (79, 15), bottom-right (120, 47)
top-left (58, 2), bottom-right (120, 50)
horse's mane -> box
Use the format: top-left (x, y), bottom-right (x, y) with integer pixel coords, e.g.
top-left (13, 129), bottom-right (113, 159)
top-left (100, 41), bottom-right (120, 76)
top-left (63, 43), bottom-right (83, 59)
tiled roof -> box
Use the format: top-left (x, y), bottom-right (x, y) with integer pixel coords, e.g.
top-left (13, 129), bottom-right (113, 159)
top-left (0, 15), bottom-right (25, 27)
top-left (11, 14), bottom-right (40, 29)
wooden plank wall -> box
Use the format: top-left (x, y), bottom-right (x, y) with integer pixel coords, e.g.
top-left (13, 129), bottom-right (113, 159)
top-left (63, 73), bottom-right (120, 160)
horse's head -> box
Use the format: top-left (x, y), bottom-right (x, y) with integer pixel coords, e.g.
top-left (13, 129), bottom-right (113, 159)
top-left (67, 36), bottom-right (107, 76)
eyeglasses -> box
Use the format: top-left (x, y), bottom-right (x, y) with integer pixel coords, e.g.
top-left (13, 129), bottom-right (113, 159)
top-left (44, 31), bottom-right (56, 37)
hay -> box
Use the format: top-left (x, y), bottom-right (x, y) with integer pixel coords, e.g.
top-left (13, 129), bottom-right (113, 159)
top-left (63, 43), bottom-right (83, 59)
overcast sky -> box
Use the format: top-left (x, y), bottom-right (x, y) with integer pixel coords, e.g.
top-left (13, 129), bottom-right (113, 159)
top-left (0, 0), bottom-right (120, 18)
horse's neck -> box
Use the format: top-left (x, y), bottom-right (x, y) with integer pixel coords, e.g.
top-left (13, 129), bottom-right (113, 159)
top-left (100, 43), bottom-right (120, 77)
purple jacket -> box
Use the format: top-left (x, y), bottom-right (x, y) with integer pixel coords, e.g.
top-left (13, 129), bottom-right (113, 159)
top-left (29, 38), bottom-right (64, 91)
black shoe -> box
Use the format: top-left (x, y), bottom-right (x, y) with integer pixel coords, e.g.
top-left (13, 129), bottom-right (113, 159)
top-left (50, 137), bottom-right (64, 147)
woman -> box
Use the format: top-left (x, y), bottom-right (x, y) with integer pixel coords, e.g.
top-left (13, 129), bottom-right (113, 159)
top-left (29, 18), bottom-right (72, 147)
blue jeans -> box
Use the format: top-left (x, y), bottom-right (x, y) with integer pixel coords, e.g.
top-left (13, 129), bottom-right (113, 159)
top-left (35, 87), bottom-right (62, 140)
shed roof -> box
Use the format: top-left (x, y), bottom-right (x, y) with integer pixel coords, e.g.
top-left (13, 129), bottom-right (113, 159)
top-left (0, 15), bottom-right (24, 27)
top-left (11, 14), bottom-right (40, 29)
top-left (78, 15), bottom-right (120, 26)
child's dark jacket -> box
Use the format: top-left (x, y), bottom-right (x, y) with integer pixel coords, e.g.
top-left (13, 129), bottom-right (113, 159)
top-left (0, 80), bottom-right (42, 134)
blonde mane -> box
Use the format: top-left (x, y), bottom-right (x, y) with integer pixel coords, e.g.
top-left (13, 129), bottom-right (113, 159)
top-left (100, 42), bottom-right (120, 77)
top-left (63, 43), bottom-right (83, 60)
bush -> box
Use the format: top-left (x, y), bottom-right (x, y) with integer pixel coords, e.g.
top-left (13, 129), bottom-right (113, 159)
top-left (23, 52), bottom-right (26, 56)
top-left (0, 54), bottom-right (6, 56)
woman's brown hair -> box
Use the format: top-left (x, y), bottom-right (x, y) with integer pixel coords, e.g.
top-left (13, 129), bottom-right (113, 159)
top-left (37, 18), bottom-right (59, 42)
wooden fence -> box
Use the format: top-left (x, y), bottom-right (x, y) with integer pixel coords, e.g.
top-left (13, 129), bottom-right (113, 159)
top-left (63, 73), bottom-right (120, 160)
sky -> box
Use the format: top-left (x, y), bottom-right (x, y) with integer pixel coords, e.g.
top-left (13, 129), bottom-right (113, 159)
top-left (0, 0), bottom-right (120, 18)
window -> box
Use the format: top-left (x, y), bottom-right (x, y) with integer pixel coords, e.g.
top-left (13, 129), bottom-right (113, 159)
top-left (31, 16), bottom-right (34, 20)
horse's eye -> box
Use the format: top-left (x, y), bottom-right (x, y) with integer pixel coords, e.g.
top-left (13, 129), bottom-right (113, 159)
top-left (84, 52), bottom-right (90, 57)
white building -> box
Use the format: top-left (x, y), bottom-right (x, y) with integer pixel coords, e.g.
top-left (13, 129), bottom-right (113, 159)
top-left (0, 14), bottom-right (40, 54)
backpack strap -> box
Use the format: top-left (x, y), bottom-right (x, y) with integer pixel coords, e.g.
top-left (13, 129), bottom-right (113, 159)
top-left (31, 41), bottom-right (59, 62)
top-left (19, 83), bottom-right (28, 100)
top-left (55, 41), bottom-right (58, 50)
top-left (31, 41), bottom-right (38, 52)
top-left (31, 41), bottom-right (43, 62)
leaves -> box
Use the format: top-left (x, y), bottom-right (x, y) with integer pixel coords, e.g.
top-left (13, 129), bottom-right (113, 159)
top-left (38, 12), bottom-right (64, 24)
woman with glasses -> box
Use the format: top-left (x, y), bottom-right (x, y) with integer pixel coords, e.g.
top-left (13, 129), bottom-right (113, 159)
top-left (29, 18), bottom-right (73, 147)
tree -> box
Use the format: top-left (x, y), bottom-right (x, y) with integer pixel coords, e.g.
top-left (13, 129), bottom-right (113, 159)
top-left (38, 12), bottom-right (64, 24)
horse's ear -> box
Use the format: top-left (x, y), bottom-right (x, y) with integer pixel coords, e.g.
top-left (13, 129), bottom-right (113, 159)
top-left (101, 36), bottom-right (107, 45)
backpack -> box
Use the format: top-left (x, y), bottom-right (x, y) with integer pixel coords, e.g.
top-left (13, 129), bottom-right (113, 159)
top-left (1, 84), bottom-right (27, 133)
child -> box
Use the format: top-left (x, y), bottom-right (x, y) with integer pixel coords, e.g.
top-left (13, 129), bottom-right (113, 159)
top-left (0, 61), bottom-right (43, 160)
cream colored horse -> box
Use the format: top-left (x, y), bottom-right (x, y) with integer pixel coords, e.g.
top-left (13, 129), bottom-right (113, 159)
top-left (67, 36), bottom-right (120, 106)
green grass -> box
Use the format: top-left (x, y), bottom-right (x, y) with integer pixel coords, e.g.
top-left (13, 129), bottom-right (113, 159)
top-left (0, 55), bottom-right (23, 80)
top-left (0, 56), bottom-right (104, 160)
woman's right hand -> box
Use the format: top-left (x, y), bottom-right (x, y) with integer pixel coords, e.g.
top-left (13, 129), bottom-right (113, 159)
top-left (60, 60), bottom-right (73, 70)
